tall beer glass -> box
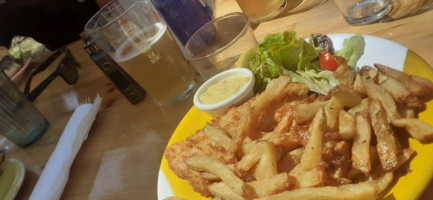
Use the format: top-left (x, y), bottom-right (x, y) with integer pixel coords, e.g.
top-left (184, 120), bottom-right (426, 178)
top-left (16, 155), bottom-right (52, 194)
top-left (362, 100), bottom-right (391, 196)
top-left (84, 0), bottom-right (196, 106)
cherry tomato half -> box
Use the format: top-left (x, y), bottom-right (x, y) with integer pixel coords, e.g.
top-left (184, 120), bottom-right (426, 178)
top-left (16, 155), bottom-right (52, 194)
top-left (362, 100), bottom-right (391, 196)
top-left (319, 50), bottom-right (339, 71)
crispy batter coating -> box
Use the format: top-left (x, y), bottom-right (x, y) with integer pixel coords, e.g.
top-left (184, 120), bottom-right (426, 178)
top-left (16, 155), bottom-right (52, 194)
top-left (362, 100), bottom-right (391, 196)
top-left (164, 129), bottom-right (236, 196)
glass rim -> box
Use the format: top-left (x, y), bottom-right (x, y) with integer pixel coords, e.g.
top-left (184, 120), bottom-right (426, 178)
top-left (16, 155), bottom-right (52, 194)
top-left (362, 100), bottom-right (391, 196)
top-left (184, 12), bottom-right (251, 62)
top-left (84, 0), bottom-right (146, 33)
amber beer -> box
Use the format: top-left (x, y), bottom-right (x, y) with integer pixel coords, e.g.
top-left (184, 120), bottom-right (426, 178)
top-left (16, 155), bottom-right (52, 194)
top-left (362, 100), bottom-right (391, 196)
top-left (236, 0), bottom-right (286, 23)
top-left (113, 23), bottom-right (196, 106)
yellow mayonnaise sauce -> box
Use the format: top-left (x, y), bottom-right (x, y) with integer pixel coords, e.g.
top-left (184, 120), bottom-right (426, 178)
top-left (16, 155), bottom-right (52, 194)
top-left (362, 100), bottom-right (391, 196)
top-left (199, 75), bottom-right (251, 105)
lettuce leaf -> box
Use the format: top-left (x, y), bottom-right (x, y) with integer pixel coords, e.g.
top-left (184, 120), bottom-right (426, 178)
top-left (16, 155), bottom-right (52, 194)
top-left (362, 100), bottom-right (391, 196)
top-left (247, 31), bottom-right (321, 92)
top-left (246, 32), bottom-right (366, 94)
top-left (335, 34), bottom-right (365, 68)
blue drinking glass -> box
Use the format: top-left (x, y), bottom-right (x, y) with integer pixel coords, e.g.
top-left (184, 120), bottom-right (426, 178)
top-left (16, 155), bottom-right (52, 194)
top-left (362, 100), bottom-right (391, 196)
top-left (152, 0), bottom-right (214, 45)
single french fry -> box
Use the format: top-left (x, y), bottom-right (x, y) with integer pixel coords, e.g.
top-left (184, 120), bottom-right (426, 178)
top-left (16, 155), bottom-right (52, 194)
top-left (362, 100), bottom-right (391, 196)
top-left (374, 64), bottom-right (427, 96)
top-left (352, 111), bottom-right (371, 175)
top-left (208, 182), bottom-right (245, 200)
top-left (202, 172), bottom-right (221, 181)
top-left (378, 72), bottom-right (423, 108)
top-left (253, 142), bottom-right (278, 180)
top-left (247, 173), bottom-right (295, 198)
top-left (368, 68), bottom-right (379, 80)
top-left (362, 74), bottom-right (400, 121)
top-left (324, 97), bottom-right (344, 130)
top-left (333, 61), bottom-right (356, 86)
top-left (331, 85), bottom-right (363, 108)
top-left (353, 74), bottom-right (367, 96)
top-left (204, 123), bottom-right (233, 151)
top-left (377, 72), bottom-right (412, 103)
top-left (370, 148), bottom-right (413, 179)
top-left (301, 108), bottom-right (326, 170)
top-left (376, 172), bottom-right (394, 195)
top-left (348, 98), bottom-right (369, 116)
top-left (290, 109), bottom-right (327, 188)
top-left (411, 76), bottom-right (433, 96)
top-left (273, 108), bottom-right (294, 133)
top-left (359, 66), bottom-right (378, 80)
top-left (254, 181), bottom-right (377, 200)
top-left (392, 118), bottom-right (433, 142)
top-left (214, 101), bottom-right (254, 150)
top-left (347, 147), bottom-right (379, 180)
top-left (289, 164), bottom-right (326, 188)
top-left (259, 131), bottom-right (301, 152)
top-left (252, 76), bottom-right (291, 113)
top-left (235, 103), bottom-right (253, 147)
top-left (369, 100), bottom-right (398, 171)
top-left (278, 147), bottom-right (304, 173)
top-left (293, 100), bottom-right (328, 124)
top-left (186, 156), bottom-right (246, 196)
top-left (396, 148), bottom-right (414, 169)
top-left (339, 110), bottom-right (355, 140)
top-left (398, 106), bottom-right (416, 118)
top-left (235, 146), bottom-right (261, 175)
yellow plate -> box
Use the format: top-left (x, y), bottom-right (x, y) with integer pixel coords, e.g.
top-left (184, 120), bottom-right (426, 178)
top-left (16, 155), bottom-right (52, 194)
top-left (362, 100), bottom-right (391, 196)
top-left (158, 34), bottom-right (433, 200)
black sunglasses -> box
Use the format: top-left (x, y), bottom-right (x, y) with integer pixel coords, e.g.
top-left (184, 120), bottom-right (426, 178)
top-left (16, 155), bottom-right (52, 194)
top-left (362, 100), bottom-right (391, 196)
top-left (23, 46), bottom-right (79, 101)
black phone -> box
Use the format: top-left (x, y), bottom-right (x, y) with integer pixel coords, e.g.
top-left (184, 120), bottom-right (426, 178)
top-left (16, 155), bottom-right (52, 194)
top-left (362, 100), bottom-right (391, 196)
top-left (80, 33), bottom-right (146, 105)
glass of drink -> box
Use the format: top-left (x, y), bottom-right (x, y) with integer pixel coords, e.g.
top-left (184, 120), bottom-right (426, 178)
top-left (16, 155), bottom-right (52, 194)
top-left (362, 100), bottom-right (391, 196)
top-left (84, 0), bottom-right (196, 106)
top-left (184, 12), bottom-right (257, 80)
top-left (285, 0), bottom-right (328, 14)
top-left (334, 0), bottom-right (391, 25)
top-left (152, 0), bottom-right (213, 46)
top-left (235, 0), bottom-right (286, 24)
top-left (0, 71), bottom-right (49, 150)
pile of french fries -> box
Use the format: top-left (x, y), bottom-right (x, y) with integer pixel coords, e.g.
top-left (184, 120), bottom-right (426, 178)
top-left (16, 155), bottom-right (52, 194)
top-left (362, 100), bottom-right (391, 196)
top-left (167, 60), bottom-right (433, 200)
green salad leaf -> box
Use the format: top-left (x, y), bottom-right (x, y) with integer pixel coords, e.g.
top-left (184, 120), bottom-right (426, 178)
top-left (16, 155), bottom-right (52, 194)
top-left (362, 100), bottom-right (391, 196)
top-left (247, 31), bottom-right (322, 92)
top-left (245, 32), bottom-right (366, 94)
top-left (335, 34), bottom-right (365, 68)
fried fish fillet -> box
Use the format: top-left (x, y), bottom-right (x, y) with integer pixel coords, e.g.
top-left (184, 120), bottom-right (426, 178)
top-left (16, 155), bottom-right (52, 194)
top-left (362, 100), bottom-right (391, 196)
top-left (164, 101), bottom-right (255, 196)
top-left (165, 128), bottom-right (237, 196)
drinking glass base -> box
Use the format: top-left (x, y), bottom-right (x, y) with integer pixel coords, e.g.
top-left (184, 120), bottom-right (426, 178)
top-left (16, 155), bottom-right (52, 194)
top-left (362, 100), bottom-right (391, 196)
top-left (344, 0), bottom-right (391, 25)
top-left (20, 121), bottom-right (50, 148)
top-left (158, 80), bottom-right (197, 107)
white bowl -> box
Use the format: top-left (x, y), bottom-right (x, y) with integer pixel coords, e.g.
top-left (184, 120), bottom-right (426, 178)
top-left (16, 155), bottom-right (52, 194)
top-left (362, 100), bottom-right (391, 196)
top-left (193, 68), bottom-right (255, 117)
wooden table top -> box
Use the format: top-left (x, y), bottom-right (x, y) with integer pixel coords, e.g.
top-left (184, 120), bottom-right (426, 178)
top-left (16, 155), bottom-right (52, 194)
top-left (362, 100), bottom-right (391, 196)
top-left (6, 0), bottom-right (433, 199)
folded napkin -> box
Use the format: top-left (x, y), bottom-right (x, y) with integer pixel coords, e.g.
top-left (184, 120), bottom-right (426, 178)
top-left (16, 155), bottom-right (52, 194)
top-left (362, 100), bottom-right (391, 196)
top-left (29, 95), bottom-right (102, 200)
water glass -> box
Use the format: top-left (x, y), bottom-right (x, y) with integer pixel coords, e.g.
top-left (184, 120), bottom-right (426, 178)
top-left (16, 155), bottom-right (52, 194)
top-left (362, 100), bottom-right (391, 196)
top-left (84, 0), bottom-right (196, 106)
top-left (184, 12), bottom-right (257, 80)
top-left (334, 0), bottom-right (391, 25)
top-left (0, 71), bottom-right (49, 149)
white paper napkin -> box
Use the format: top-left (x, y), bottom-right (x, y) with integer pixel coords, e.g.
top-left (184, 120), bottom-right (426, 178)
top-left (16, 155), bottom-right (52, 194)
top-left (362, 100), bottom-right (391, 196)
top-left (29, 95), bottom-right (102, 200)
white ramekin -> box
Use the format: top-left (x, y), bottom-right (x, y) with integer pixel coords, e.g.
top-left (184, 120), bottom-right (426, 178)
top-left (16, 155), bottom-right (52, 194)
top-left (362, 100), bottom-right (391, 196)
top-left (193, 68), bottom-right (255, 117)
